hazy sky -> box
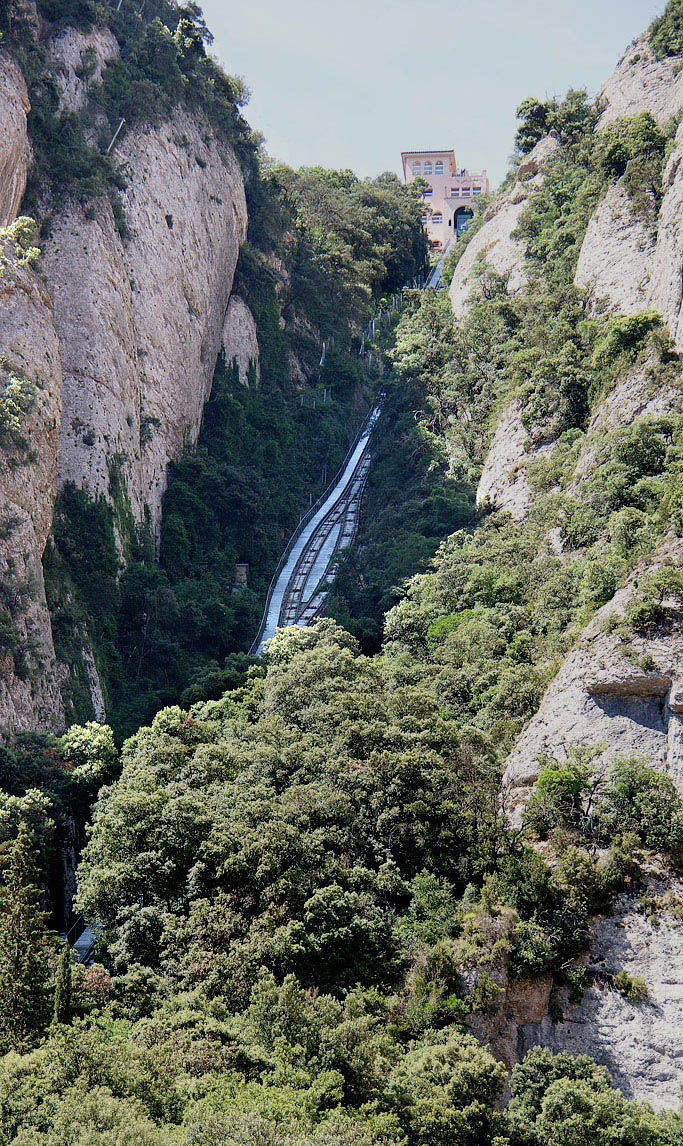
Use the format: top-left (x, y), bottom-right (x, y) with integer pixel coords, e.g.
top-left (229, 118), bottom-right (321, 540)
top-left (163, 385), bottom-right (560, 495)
top-left (202, 0), bottom-right (664, 189)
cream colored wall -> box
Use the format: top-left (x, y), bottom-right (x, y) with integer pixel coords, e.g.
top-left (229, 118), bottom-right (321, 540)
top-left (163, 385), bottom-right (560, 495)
top-left (403, 153), bottom-right (489, 248)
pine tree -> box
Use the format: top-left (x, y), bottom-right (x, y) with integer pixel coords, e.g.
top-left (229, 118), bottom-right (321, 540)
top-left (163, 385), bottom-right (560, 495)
top-left (53, 941), bottom-right (72, 1026)
top-left (0, 823), bottom-right (51, 1052)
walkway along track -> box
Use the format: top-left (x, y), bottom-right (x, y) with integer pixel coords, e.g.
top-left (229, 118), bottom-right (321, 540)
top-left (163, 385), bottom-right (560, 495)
top-left (249, 406), bottom-right (381, 654)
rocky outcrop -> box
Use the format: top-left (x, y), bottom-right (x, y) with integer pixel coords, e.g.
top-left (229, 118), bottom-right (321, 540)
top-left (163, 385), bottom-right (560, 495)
top-left (521, 881), bottom-right (683, 1111)
top-left (598, 33), bottom-right (683, 129)
top-left (476, 401), bottom-right (553, 521)
top-left (0, 51), bottom-right (31, 227)
top-left (503, 539), bottom-right (683, 824)
top-left (569, 361), bottom-right (681, 489)
top-left (42, 107), bottom-right (248, 537)
top-left (574, 180), bottom-right (655, 313)
top-left (448, 134), bottom-right (560, 319)
top-left (0, 247), bottom-right (64, 732)
top-left (647, 121), bottom-right (683, 354)
top-left (45, 26), bottom-right (119, 113)
top-left (41, 198), bottom-right (144, 524)
top-left (222, 294), bottom-right (260, 386)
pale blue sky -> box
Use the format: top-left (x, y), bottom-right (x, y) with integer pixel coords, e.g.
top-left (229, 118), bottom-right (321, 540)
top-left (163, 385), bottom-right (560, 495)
top-left (202, 0), bottom-right (664, 188)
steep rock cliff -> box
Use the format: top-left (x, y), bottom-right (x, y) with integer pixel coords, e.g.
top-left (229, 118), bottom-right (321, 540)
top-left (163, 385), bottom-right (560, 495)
top-left (648, 121), bottom-right (683, 354)
top-left (42, 107), bottom-right (248, 537)
top-left (0, 247), bottom-right (63, 731)
top-left (521, 879), bottom-right (683, 1111)
top-left (598, 32), bottom-right (683, 128)
top-left (503, 538), bottom-right (683, 824)
top-left (41, 197), bottom-right (144, 525)
top-left (574, 180), bottom-right (655, 313)
top-left (475, 401), bottom-right (553, 520)
top-left (448, 134), bottom-right (560, 319)
top-left (45, 25), bottom-right (119, 113)
top-left (222, 294), bottom-right (260, 386)
top-left (0, 50), bottom-right (30, 227)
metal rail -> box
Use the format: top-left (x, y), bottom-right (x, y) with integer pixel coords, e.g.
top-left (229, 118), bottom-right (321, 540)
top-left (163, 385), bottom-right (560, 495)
top-left (248, 403), bottom-right (381, 654)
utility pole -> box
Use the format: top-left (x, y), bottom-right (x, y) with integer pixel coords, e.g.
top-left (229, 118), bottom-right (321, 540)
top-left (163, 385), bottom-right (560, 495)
top-left (105, 118), bottom-right (126, 155)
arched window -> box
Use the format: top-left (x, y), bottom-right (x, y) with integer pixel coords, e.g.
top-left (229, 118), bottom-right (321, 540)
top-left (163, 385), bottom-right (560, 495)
top-left (411, 162), bottom-right (421, 174)
top-left (434, 161), bottom-right (443, 174)
top-left (423, 187), bottom-right (432, 197)
top-left (423, 162), bottom-right (432, 174)
top-left (432, 212), bottom-right (443, 224)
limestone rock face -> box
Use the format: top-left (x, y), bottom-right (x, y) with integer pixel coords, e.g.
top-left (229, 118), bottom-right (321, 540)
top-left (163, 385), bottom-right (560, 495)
top-left (648, 122), bottom-right (683, 354)
top-left (574, 181), bottom-right (655, 313)
top-left (503, 539), bottom-right (683, 824)
top-left (0, 51), bottom-right (31, 227)
top-left (0, 248), bottom-right (63, 731)
top-left (45, 26), bottom-right (119, 113)
top-left (598, 33), bottom-right (683, 129)
top-left (117, 108), bottom-right (247, 533)
top-left (475, 401), bottom-right (552, 521)
top-left (520, 883), bottom-right (683, 1111)
top-left (41, 198), bottom-right (144, 523)
top-left (222, 294), bottom-right (260, 386)
top-left (448, 134), bottom-right (560, 320)
top-left (42, 108), bottom-right (248, 536)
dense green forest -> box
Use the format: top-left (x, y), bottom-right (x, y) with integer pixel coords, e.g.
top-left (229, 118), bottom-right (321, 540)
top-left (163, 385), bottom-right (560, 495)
top-left (0, 0), bottom-right (683, 1142)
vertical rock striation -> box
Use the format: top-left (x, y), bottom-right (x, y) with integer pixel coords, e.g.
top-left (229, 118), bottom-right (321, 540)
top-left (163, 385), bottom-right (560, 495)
top-left (41, 107), bottom-right (248, 539)
top-left (0, 50), bottom-right (31, 227)
top-left (222, 294), bottom-right (260, 386)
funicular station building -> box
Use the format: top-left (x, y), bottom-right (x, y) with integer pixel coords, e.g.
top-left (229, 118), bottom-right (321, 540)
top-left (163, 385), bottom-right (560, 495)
top-left (401, 149), bottom-right (489, 249)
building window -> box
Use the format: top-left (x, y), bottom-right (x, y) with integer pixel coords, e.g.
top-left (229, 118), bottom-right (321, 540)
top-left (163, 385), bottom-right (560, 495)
top-left (434, 161), bottom-right (443, 174)
top-left (461, 187), bottom-right (471, 196)
top-left (411, 162), bottom-right (421, 174)
top-left (473, 186), bottom-right (482, 194)
top-left (421, 213), bottom-right (428, 224)
top-left (423, 162), bottom-right (432, 174)
top-left (451, 188), bottom-right (460, 197)
top-left (432, 212), bottom-right (442, 224)
top-left (423, 187), bottom-right (432, 197)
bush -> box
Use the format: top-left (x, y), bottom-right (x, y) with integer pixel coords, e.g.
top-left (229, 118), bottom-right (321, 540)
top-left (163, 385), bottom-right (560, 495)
top-left (565, 964), bottom-right (588, 1003)
top-left (650, 0), bottom-right (683, 58)
top-left (613, 970), bottom-right (649, 1003)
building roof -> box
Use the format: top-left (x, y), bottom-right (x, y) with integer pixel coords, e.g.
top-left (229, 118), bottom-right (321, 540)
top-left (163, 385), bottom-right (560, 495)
top-left (400, 150), bottom-right (456, 158)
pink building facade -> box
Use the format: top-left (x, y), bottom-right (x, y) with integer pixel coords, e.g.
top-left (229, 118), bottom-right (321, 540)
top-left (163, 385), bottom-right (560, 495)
top-left (401, 149), bottom-right (489, 250)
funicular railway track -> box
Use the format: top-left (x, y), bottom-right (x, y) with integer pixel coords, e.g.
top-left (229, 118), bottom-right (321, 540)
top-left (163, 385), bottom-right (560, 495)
top-left (249, 247), bottom-right (454, 654)
top-left (250, 406), bottom-right (380, 653)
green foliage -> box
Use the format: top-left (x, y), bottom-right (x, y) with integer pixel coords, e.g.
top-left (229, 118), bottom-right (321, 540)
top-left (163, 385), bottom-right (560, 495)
top-left (386, 1034), bottom-right (507, 1145)
top-left (613, 970), bottom-right (649, 1003)
top-left (53, 942), bottom-right (72, 1026)
top-left (593, 113), bottom-right (667, 225)
top-left (514, 90), bottom-right (596, 154)
top-left (0, 216), bottom-right (40, 267)
top-left (0, 824), bottom-right (52, 1052)
top-left (626, 565), bottom-right (683, 633)
top-left (650, 0), bottom-right (683, 58)
top-left (506, 1047), bottom-right (680, 1145)
top-left (592, 311), bottom-right (665, 367)
top-left (565, 964), bottom-right (587, 1004)
top-left (0, 373), bottom-right (36, 448)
